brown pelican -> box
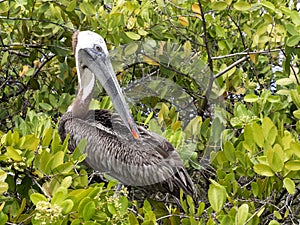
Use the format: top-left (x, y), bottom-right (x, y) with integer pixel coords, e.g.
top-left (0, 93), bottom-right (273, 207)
top-left (58, 31), bottom-right (196, 199)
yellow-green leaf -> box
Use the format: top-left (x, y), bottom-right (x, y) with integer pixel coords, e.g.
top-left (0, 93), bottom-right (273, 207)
top-left (0, 181), bottom-right (8, 195)
top-left (60, 199), bottom-right (74, 214)
top-left (6, 146), bottom-right (22, 161)
top-left (254, 164), bottom-right (274, 176)
top-left (178, 16), bottom-right (189, 27)
top-left (125, 32), bottom-right (141, 40)
top-left (286, 35), bottom-right (300, 47)
top-left (236, 204), bottom-right (249, 225)
top-left (30, 193), bottom-right (48, 205)
top-left (283, 177), bottom-right (295, 194)
top-left (66, 0), bottom-right (76, 12)
top-left (285, 160), bottom-right (300, 171)
top-left (79, 2), bottom-right (96, 16)
top-left (211, 1), bottom-right (228, 11)
top-left (260, 1), bottom-right (275, 11)
top-left (267, 144), bottom-right (284, 172)
top-left (208, 183), bottom-right (226, 212)
top-left (0, 169), bottom-right (7, 182)
top-left (234, 1), bottom-right (251, 11)
top-left (192, 4), bottom-right (200, 14)
top-left (244, 94), bottom-right (259, 102)
top-left (143, 55), bottom-right (160, 66)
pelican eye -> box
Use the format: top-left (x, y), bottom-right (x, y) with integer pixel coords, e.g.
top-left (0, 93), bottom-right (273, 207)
top-left (94, 44), bottom-right (103, 53)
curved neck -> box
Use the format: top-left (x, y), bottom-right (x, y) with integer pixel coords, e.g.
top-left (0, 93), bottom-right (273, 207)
top-left (67, 68), bottom-right (95, 118)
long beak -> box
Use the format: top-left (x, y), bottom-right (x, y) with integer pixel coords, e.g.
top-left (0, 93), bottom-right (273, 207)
top-left (78, 48), bottom-right (140, 139)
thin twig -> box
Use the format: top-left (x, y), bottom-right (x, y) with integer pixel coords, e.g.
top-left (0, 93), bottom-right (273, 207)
top-left (214, 56), bottom-right (249, 79)
top-left (211, 49), bottom-right (281, 59)
top-left (0, 16), bottom-right (75, 31)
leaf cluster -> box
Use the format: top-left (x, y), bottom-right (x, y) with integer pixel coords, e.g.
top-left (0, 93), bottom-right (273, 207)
top-left (1, 0), bottom-right (300, 224)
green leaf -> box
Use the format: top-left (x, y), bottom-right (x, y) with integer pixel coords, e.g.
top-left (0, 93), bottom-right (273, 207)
top-left (276, 78), bottom-right (296, 86)
top-left (236, 204), bottom-right (249, 225)
top-left (260, 1), bottom-right (275, 11)
top-left (83, 201), bottom-right (95, 221)
top-left (0, 181), bottom-right (8, 195)
top-left (6, 146), bottom-right (22, 161)
top-left (40, 150), bottom-right (51, 174)
top-left (286, 23), bottom-right (299, 36)
top-left (0, 169), bottom-right (7, 182)
top-left (108, 204), bottom-right (117, 215)
top-left (290, 142), bottom-right (300, 158)
top-left (60, 199), bottom-right (74, 214)
top-left (285, 160), bottom-right (300, 171)
top-left (118, 196), bottom-right (129, 214)
top-left (39, 102), bottom-right (52, 111)
top-left (262, 117), bottom-right (277, 146)
top-left (20, 134), bottom-right (39, 150)
top-left (144, 111), bottom-right (154, 126)
top-left (273, 210), bottom-right (282, 220)
top-left (290, 89), bottom-right (300, 108)
top-left (293, 110), bottom-right (300, 119)
top-left (79, 2), bottom-right (96, 16)
top-left (125, 32), bottom-right (141, 40)
top-left (61, 176), bottom-right (72, 189)
top-left (1, 52), bottom-right (9, 66)
top-left (269, 220), bottom-right (280, 225)
top-left (267, 144), bottom-right (284, 172)
top-left (30, 193), bottom-right (48, 205)
top-left (254, 164), bottom-right (274, 176)
top-left (51, 188), bottom-right (67, 205)
top-left (78, 197), bottom-right (95, 221)
top-left (252, 123), bottom-right (264, 148)
top-left (0, 211), bottom-right (7, 225)
top-left (233, 1), bottom-right (251, 11)
top-left (223, 141), bottom-right (235, 162)
top-left (267, 95), bottom-right (280, 103)
top-left (286, 35), bottom-right (300, 47)
top-left (211, 2), bottom-right (228, 11)
top-left (283, 177), bottom-right (295, 194)
top-left (42, 127), bottom-right (53, 147)
top-left (197, 202), bottom-right (205, 217)
top-left (66, 0), bottom-right (76, 12)
top-left (124, 43), bottom-right (139, 56)
top-left (45, 151), bottom-right (64, 174)
top-left (72, 139), bottom-right (87, 161)
top-left (244, 94), bottom-right (259, 102)
top-left (208, 182), bottom-right (227, 212)
top-left (128, 211), bottom-right (139, 225)
top-left (51, 131), bottom-right (62, 154)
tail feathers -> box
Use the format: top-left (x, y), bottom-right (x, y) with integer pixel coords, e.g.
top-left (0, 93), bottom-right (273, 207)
top-left (167, 167), bottom-right (196, 200)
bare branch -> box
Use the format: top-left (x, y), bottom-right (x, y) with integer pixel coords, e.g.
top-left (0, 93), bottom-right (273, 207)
top-left (214, 56), bottom-right (249, 79)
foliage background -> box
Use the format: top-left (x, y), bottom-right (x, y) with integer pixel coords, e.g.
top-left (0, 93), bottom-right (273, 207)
top-left (1, 0), bottom-right (300, 224)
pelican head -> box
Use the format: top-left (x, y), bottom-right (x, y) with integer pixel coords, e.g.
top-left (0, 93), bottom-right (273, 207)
top-left (72, 30), bottom-right (139, 139)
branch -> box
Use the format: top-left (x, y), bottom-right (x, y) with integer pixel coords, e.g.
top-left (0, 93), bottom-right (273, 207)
top-left (213, 56), bottom-right (249, 79)
top-left (211, 49), bottom-right (281, 60)
top-left (0, 16), bottom-right (75, 32)
top-left (197, 0), bottom-right (214, 116)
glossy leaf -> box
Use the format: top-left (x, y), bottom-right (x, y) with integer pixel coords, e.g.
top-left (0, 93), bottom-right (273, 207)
top-left (79, 2), bottom-right (96, 16)
top-left (267, 144), bottom-right (284, 172)
top-left (236, 204), bottom-right (249, 225)
top-left (254, 164), bottom-right (274, 176)
top-left (125, 32), bottom-right (141, 40)
top-left (30, 193), bottom-right (48, 205)
top-left (211, 1), bottom-right (228, 11)
top-left (285, 160), bottom-right (300, 171)
top-left (234, 1), bottom-right (251, 11)
top-left (283, 177), bottom-right (295, 194)
top-left (208, 182), bottom-right (227, 212)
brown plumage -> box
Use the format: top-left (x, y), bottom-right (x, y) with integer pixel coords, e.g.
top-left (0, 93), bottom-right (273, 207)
top-left (58, 31), bottom-right (196, 200)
